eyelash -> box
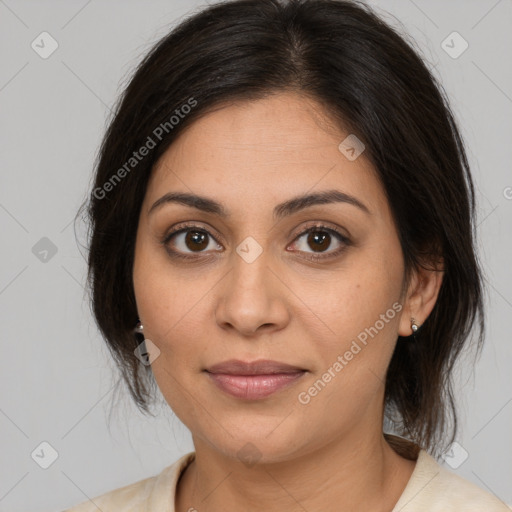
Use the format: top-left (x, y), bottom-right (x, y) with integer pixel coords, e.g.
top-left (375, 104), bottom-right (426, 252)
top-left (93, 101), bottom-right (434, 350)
top-left (161, 221), bottom-right (351, 262)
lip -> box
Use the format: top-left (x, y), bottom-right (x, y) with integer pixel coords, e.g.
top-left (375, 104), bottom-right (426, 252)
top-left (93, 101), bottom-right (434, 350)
top-left (205, 359), bottom-right (306, 375)
top-left (204, 359), bottom-right (307, 400)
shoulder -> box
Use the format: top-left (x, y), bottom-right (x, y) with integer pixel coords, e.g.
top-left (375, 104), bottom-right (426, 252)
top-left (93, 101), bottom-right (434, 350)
top-left (61, 452), bottom-right (195, 512)
top-left (62, 473), bottom-right (157, 512)
top-left (393, 449), bottom-right (510, 511)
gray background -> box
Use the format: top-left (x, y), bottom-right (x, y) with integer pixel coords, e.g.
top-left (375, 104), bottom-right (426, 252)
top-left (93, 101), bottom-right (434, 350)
top-left (0, 1), bottom-right (511, 510)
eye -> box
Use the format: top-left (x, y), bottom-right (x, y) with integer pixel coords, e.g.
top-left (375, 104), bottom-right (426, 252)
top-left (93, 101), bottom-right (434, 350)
top-left (288, 223), bottom-right (351, 261)
top-left (161, 222), bottom-right (351, 262)
top-left (162, 222), bottom-right (222, 260)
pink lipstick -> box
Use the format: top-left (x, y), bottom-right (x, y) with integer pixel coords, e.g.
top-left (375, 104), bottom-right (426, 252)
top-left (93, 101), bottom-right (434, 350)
top-left (205, 359), bottom-right (307, 400)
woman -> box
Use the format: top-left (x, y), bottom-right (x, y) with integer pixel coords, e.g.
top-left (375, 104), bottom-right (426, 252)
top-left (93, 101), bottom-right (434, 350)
top-left (65, 0), bottom-right (509, 510)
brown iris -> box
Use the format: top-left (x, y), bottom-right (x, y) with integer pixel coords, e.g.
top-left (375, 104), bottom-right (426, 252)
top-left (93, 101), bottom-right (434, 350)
top-left (308, 231), bottom-right (330, 252)
top-left (185, 230), bottom-right (209, 251)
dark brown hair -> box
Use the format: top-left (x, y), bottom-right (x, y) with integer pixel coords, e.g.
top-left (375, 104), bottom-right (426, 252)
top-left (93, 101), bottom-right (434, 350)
top-left (78, 0), bottom-right (485, 458)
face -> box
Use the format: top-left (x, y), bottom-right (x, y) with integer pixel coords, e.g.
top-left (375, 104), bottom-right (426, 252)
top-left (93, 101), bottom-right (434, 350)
top-left (133, 92), bottom-right (417, 463)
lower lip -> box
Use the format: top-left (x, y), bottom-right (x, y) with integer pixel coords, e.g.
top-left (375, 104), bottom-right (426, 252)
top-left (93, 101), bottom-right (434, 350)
top-left (205, 371), bottom-right (306, 400)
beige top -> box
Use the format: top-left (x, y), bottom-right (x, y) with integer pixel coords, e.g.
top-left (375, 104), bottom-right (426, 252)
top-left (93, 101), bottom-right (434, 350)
top-left (63, 438), bottom-right (509, 511)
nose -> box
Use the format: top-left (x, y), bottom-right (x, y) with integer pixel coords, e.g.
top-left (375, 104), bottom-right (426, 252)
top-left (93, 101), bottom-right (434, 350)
top-left (214, 250), bottom-right (291, 337)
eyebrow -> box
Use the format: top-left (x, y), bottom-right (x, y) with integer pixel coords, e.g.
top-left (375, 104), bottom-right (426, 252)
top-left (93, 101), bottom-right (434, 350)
top-left (148, 189), bottom-right (371, 219)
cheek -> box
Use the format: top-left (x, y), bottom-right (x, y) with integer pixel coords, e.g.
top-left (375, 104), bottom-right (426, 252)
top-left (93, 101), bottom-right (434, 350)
top-left (133, 256), bottom-right (208, 421)
top-left (295, 286), bottom-right (402, 431)
top-left (296, 253), bottom-right (403, 404)
top-left (133, 236), bottom-right (203, 338)
top-left (303, 252), bottom-right (402, 343)
top-left (132, 243), bottom-right (219, 405)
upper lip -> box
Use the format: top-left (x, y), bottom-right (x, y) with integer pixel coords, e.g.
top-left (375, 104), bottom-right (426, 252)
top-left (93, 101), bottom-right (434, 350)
top-left (205, 359), bottom-right (306, 375)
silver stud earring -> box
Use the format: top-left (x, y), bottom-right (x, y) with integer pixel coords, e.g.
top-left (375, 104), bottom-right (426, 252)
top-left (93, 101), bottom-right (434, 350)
top-left (411, 317), bottom-right (420, 334)
top-left (134, 321), bottom-right (144, 335)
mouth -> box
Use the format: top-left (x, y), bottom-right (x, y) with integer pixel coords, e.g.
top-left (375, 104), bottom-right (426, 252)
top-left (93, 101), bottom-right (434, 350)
top-left (204, 359), bottom-right (307, 400)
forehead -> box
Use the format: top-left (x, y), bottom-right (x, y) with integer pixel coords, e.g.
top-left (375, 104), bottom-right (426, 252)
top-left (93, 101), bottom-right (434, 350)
top-left (144, 92), bottom-right (389, 221)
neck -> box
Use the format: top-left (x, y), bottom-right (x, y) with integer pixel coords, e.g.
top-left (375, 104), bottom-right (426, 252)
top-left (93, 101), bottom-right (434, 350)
top-left (175, 430), bottom-right (417, 512)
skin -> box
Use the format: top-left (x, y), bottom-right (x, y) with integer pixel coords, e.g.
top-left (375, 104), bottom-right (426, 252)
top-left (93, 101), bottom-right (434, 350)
top-left (132, 91), bottom-right (443, 512)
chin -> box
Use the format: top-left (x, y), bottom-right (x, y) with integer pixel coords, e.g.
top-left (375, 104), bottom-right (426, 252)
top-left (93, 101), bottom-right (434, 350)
top-left (193, 415), bottom-right (317, 466)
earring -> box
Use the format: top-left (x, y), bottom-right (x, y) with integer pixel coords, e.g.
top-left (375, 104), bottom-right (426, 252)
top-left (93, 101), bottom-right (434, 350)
top-left (134, 320), bottom-right (144, 335)
top-left (411, 317), bottom-right (420, 334)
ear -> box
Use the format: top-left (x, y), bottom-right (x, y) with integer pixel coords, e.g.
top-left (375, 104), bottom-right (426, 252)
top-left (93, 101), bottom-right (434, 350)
top-left (397, 258), bottom-right (444, 337)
